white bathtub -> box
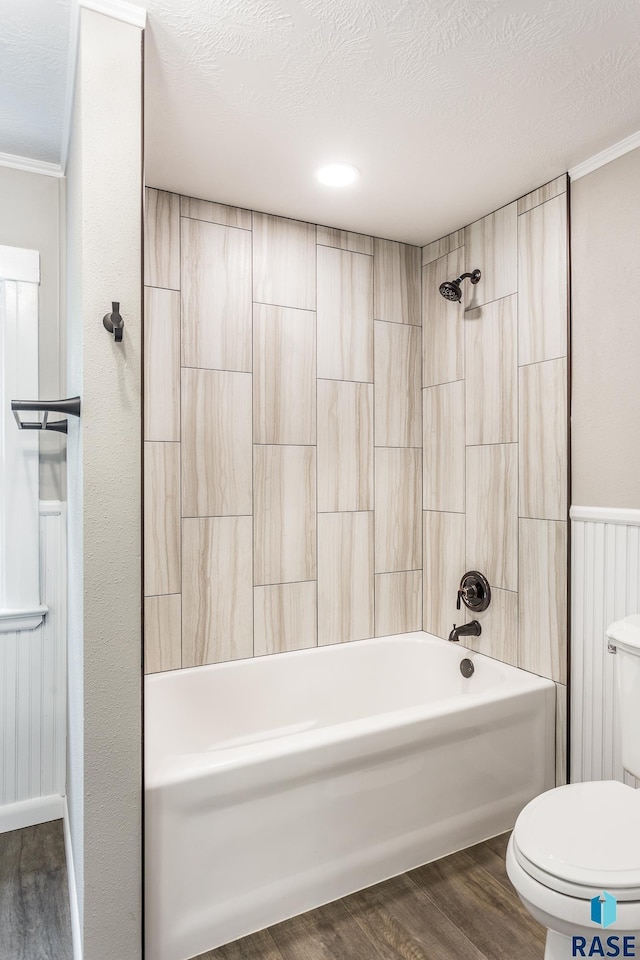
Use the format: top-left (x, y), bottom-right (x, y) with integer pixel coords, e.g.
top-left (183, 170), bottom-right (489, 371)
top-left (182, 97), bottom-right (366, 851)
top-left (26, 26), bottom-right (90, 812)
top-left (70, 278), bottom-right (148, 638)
top-left (145, 631), bottom-right (556, 960)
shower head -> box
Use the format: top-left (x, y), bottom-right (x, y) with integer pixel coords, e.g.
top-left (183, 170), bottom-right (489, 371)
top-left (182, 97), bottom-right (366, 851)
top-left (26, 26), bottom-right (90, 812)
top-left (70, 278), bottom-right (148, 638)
top-left (439, 269), bottom-right (481, 303)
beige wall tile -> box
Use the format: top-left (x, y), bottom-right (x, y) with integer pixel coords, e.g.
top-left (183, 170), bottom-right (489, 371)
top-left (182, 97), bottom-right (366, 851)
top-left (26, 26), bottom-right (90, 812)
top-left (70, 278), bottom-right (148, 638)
top-left (518, 518), bottom-right (567, 684)
top-left (318, 512), bottom-right (374, 644)
top-left (465, 202), bottom-right (517, 306)
top-left (253, 303), bottom-right (316, 445)
top-left (181, 217), bottom-right (252, 371)
top-left (182, 516), bottom-right (253, 665)
top-left (466, 444), bottom-right (517, 591)
top-left (375, 571), bottom-right (422, 637)
top-left (144, 287), bottom-right (180, 442)
top-left (423, 381), bottom-right (465, 513)
top-left (375, 448), bottom-right (422, 573)
top-left (422, 248), bottom-right (465, 386)
top-left (254, 445), bottom-right (316, 585)
top-left (517, 175), bottom-right (567, 216)
top-left (254, 581), bottom-right (317, 655)
top-left (145, 188), bottom-right (180, 290)
top-left (463, 587), bottom-right (518, 667)
top-left (180, 195), bottom-right (251, 229)
top-left (465, 294), bottom-right (517, 445)
top-left (555, 682), bottom-right (567, 786)
top-left (144, 442), bottom-right (181, 597)
top-left (318, 380), bottom-right (373, 512)
top-left (181, 368), bottom-right (252, 517)
top-left (519, 358), bottom-right (568, 520)
top-left (317, 245), bottom-right (373, 381)
top-left (422, 229), bottom-right (465, 266)
top-left (317, 224), bottom-right (373, 255)
top-left (374, 321), bottom-right (421, 447)
top-left (144, 595), bottom-right (181, 674)
top-left (423, 511), bottom-right (465, 639)
top-left (252, 212), bottom-right (316, 310)
top-left (518, 193), bottom-right (568, 364)
top-left (373, 238), bottom-right (421, 325)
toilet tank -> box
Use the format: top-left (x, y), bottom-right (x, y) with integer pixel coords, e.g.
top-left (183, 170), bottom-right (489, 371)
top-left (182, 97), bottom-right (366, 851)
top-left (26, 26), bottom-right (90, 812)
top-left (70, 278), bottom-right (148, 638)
top-left (607, 615), bottom-right (640, 781)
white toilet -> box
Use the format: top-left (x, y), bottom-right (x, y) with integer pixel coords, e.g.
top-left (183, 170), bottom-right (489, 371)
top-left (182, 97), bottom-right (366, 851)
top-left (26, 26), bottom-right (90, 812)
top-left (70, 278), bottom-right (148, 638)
top-left (507, 615), bottom-right (640, 960)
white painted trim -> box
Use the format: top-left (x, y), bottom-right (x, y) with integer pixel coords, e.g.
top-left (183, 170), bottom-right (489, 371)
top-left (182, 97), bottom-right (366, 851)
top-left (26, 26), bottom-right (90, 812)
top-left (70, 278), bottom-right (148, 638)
top-left (0, 151), bottom-right (64, 179)
top-left (570, 505), bottom-right (640, 526)
top-left (61, 0), bottom-right (80, 174)
top-left (40, 500), bottom-right (65, 517)
top-left (0, 245), bottom-right (40, 284)
top-left (0, 605), bottom-right (48, 633)
top-left (569, 129), bottom-right (640, 181)
top-left (0, 794), bottom-right (64, 833)
top-left (79, 0), bottom-right (146, 28)
top-left (64, 798), bottom-right (83, 960)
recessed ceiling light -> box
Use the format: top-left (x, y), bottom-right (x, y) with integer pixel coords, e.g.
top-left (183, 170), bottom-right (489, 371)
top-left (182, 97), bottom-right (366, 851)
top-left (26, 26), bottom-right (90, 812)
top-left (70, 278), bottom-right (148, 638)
top-left (316, 163), bottom-right (360, 187)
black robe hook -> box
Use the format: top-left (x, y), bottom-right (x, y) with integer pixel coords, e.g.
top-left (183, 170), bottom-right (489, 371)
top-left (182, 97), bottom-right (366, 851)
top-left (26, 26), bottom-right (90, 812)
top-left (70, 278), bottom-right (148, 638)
top-left (103, 301), bottom-right (124, 342)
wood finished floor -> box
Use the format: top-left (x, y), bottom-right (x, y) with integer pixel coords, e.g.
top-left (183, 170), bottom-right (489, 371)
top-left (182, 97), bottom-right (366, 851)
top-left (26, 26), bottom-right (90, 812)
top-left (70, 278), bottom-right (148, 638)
top-left (0, 819), bottom-right (72, 960)
top-left (197, 833), bottom-right (546, 960)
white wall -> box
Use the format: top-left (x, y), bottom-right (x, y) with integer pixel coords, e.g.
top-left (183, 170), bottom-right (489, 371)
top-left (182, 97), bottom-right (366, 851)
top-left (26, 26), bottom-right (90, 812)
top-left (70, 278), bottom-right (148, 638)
top-left (66, 8), bottom-right (143, 958)
top-left (0, 165), bottom-right (66, 500)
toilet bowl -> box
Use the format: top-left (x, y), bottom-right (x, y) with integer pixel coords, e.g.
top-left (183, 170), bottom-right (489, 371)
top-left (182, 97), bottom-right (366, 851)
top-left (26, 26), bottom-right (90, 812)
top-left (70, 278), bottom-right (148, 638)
top-left (506, 616), bottom-right (640, 960)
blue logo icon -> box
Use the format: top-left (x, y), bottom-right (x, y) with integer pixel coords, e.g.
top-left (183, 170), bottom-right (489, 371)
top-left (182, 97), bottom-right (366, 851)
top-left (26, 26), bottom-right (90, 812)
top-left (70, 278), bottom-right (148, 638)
top-left (591, 891), bottom-right (617, 928)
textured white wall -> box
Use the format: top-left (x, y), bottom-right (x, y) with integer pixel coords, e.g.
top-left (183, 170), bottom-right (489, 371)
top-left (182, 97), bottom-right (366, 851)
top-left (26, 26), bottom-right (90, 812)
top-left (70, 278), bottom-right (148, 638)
top-left (66, 8), bottom-right (143, 958)
top-left (0, 165), bottom-right (65, 500)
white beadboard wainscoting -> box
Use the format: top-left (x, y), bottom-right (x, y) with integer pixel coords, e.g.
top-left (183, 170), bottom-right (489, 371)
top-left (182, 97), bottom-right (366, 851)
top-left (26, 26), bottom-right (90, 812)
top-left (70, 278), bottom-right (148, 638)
top-left (0, 501), bottom-right (66, 828)
top-left (571, 505), bottom-right (640, 787)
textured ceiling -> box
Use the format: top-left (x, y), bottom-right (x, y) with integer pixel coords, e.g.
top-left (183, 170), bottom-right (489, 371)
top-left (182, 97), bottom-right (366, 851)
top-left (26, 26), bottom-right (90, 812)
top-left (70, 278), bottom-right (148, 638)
top-left (0, 0), bottom-right (71, 165)
top-left (144, 0), bottom-right (640, 244)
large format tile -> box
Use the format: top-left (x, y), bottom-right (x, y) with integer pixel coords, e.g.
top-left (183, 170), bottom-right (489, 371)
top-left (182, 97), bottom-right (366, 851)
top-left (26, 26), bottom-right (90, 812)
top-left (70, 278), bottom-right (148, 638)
top-left (465, 201), bottom-right (517, 306)
top-left (373, 238), bottom-right (421, 325)
top-left (466, 444), bottom-right (517, 591)
top-left (181, 368), bottom-right (252, 517)
top-left (375, 448), bottom-right (421, 573)
top-left (517, 175), bottom-right (567, 216)
top-left (181, 218), bottom-right (252, 371)
top-left (254, 581), bottom-right (317, 655)
top-left (180, 195), bottom-right (251, 229)
top-left (465, 294), bottom-right (517, 445)
top-left (518, 518), bottom-right (567, 683)
top-left (463, 587), bottom-right (518, 667)
top-left (375, 571), bottom-right (421, 637)
top-left (253, 303), bottom-right (316, 445)
top-left (318, 512), bottom-right (374, 645)
top-left (317, 380), bottom-right (373, 512)
top-left (145, 187), bottom-right (180, 290)
top-left (423, 511), bottom-right (465, 639)
top-left (374, 321), bottom-right (421, 448)
top-left (144, 595), bottom-right (181, 674)
top-left (317, 224), bottom-right (373, 255)
top-left (252, 213), bottom-right (316, 310)
top-left (519, 358), bottom-right (567, 520)
top-left (182, 516), bottom-right (253, 665)
top-left (144, 286), bottom-right (180, 441)
top-left (422, 248), bottom-right (465, 386)
top-left (254, 445), bottom-right (316, 585)
top-left (144, 442), bottom-right (181, 596)
top-left (422, 229), bottom-right (465, 266)
top-left (518, 193), bottom-right (568, 364)
top-left (423, 381), bottom-right (465, 513)
top-left (317, 245), bottom-right (373, 382)
top-left (556, 682), bottom-right (567, 786)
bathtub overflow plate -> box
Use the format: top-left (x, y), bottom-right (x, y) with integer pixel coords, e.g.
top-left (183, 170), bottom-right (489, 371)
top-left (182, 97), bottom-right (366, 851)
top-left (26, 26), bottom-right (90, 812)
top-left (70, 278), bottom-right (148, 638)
top-left (457, 571), bottom-right (491, 613)
top-left (460, 658), bottom-right (475, 678)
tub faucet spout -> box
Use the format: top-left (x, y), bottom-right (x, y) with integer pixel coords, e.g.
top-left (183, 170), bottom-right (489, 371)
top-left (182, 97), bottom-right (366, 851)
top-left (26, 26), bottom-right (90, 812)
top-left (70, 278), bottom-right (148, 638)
top-left (448, 621), bottom-right (481, 642)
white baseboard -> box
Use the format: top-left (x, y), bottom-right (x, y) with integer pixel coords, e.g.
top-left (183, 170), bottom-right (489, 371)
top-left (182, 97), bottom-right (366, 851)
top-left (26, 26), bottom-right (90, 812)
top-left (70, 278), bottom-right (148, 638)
top-left (63, 797), bottom-right (83, 960)
top-left (0, 794), bottom-right (64, 833)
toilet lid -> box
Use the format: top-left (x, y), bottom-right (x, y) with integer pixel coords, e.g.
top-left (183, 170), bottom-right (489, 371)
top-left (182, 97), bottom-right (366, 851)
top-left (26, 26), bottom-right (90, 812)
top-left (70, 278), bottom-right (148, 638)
top-left (513, 781), bottom-right (640, 900)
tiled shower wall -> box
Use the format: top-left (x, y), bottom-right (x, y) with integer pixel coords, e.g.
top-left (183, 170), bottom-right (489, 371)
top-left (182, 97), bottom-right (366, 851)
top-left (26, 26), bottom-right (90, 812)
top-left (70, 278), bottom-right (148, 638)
top-left (143, 189), bottom-right (422, 672)
top-left (421, 175), bottom-right (569, 782)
